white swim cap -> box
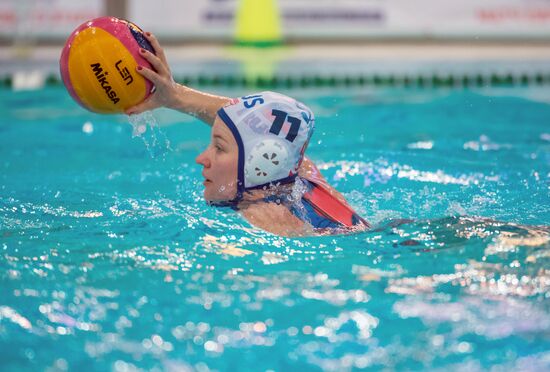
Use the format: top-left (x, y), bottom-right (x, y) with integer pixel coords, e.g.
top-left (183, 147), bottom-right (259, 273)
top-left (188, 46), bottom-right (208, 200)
top-left (217, 91), bottom-right (315, 200)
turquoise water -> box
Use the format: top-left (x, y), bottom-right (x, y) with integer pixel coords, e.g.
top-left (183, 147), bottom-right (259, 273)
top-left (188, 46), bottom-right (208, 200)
top-left (1, 86), bottom-right (549, 371)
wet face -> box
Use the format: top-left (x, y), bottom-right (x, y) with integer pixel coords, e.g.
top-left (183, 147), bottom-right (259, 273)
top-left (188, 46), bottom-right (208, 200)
top-left (195, 117), bottom-right (239, 202)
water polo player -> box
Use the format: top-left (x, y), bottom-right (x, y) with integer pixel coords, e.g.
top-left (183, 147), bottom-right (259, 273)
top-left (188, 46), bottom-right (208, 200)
top-left (126, 32), bottom-right (370, 236)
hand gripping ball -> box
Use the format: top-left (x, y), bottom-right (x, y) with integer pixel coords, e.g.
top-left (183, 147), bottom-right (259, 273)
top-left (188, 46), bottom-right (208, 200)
top-left (60, 17), bottom-right (155, 114)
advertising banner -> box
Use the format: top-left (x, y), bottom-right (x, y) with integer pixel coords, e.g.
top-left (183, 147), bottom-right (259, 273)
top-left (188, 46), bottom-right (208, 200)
top-left (0, 0), bottom-right (102, 38)
top-left (1, 0), bottom-right (549, 40)
top-left (129, 0), bottom-right (550, 40)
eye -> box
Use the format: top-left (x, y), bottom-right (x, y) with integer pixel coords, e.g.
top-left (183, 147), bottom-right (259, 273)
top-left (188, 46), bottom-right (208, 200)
top-left (215, 144), bottom-right (223, 152)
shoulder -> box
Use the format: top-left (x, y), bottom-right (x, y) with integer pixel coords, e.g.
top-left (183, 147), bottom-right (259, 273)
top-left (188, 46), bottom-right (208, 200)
top-left (239, 202), bottom-right (312, 237)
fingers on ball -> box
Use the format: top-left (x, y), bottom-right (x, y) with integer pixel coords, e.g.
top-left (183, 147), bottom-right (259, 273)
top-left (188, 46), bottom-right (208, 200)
top-left (125, 96), bottom-right (155, 115)
top-left (139, 48), bottom-right (168, 76)
top-left (135, 65), bottom-right (159, 84)
top-left (144, 32), bottom-right (169, 67)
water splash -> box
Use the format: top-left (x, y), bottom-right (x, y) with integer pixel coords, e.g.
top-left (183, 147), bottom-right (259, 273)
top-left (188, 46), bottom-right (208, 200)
top-left (289, 177), bottom-right (309, 221)
top-left (127, 111), bottom-right (171, 158)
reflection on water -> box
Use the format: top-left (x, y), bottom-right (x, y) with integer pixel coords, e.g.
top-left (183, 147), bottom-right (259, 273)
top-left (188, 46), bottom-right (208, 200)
top-left (2, 200), bottom-right (549, 370)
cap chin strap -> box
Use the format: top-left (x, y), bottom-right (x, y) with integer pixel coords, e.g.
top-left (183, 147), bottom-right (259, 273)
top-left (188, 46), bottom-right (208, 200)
top-left (207, 186), bottom-right (244, 209)
top-left (207, 198), bottom-right (240, 209)
top-left (207, 176), bottom-right (296, 210)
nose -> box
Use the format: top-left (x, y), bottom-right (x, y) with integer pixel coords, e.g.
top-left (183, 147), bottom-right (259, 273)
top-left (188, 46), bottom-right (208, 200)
top-left (195, 148), bottom-right (211, 168)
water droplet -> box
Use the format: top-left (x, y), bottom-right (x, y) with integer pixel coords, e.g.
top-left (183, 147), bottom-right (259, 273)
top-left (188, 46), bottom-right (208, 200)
top-left (82, 121), bottom-right (93, 134)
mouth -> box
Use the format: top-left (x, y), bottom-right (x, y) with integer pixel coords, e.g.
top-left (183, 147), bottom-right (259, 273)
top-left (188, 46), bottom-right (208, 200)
top-left (202, 173), bottom-right (212, 184)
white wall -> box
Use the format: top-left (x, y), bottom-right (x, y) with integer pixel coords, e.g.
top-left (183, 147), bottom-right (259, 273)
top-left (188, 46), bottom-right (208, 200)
top-left (1, 0), bottom-right (550, 41)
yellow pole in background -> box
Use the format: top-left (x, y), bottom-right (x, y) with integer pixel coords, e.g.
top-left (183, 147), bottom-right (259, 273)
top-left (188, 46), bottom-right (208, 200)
top-left (230, 0), bottom-right (287, 83)
top-left (234, 0), bottom-right (282, 47)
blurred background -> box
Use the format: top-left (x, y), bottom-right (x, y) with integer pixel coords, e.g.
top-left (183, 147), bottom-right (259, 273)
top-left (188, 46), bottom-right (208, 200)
top-left (1, 0), bottom-right (550, 89)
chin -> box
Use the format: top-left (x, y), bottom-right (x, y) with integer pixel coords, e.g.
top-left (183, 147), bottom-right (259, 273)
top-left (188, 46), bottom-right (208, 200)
top-left (204, 190), bottom-right (238, 204)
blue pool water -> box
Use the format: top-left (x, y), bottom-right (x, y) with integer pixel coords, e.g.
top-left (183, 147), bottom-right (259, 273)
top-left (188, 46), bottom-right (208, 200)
top-left (1, 85), bottom-right (549, 371)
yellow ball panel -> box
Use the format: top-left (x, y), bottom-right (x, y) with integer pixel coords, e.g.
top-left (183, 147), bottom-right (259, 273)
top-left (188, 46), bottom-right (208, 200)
top-left (68, 27), bottom-right (148, 114)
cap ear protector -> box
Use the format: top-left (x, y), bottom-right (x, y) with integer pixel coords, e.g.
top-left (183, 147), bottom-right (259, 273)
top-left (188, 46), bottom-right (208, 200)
top-left (245, 138), bottom-right (291, 185)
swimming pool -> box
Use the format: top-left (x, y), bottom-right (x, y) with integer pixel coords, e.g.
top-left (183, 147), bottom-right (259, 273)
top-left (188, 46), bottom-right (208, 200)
top-left (1, 85), bottom-right (549, 371)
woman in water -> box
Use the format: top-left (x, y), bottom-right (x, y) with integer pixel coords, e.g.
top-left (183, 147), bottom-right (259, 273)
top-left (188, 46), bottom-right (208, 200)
top-left (127, 32), bottom-right (370, 237)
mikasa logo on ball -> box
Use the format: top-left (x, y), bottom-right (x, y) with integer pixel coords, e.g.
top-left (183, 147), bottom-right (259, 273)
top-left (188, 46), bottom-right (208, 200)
top-left (90, 63), bottom-right (120, 104)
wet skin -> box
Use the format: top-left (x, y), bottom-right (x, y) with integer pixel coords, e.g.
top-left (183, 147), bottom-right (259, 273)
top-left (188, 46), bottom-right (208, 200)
top-left (195, 117), bottom-right (239, 202)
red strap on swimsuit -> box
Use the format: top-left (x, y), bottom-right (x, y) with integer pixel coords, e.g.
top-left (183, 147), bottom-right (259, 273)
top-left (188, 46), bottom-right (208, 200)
top-left (302, 181), bottom-right (368, 228)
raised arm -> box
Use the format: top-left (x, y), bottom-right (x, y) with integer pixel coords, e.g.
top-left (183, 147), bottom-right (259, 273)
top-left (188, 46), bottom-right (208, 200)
top-left (124, 32), bottom-right (230, 126)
